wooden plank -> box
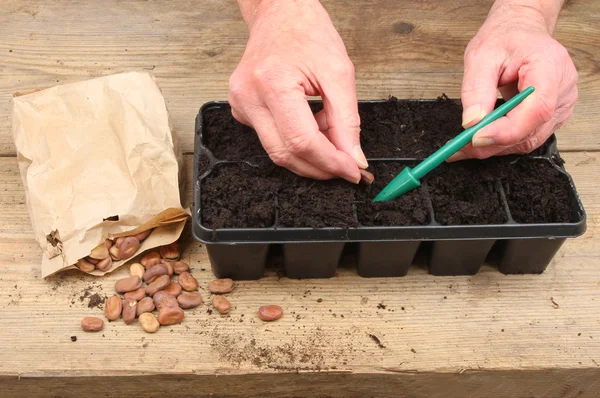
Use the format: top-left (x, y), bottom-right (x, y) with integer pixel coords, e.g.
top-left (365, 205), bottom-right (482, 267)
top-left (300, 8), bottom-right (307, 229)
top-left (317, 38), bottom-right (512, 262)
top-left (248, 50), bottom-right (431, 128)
top-left (2, 369), bottom-right (600, 398)
top-left (0, 152), bottom-right (598, 391)
top-left (0, 0), bottom-right (598, 156)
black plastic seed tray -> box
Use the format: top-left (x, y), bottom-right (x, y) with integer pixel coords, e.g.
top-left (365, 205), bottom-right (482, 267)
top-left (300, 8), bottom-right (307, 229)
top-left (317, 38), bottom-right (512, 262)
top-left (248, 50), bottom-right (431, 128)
top-left (193, 100), bottom-right (586, 280)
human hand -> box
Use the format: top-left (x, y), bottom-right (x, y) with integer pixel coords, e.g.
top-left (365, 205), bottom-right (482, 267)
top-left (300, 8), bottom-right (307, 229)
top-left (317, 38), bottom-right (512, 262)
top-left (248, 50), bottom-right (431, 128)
top-left (229, 0), bottom-right (366, 183)
top-left (451, 2), bottom-right (578, 161)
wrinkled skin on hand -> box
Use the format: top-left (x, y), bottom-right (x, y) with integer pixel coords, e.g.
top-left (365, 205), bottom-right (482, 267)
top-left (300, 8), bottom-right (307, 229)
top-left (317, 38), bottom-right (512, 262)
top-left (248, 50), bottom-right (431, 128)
top-left (452, 3), bottom-right (578, 161)
top-left (229, 0), bottom-right (367, 183)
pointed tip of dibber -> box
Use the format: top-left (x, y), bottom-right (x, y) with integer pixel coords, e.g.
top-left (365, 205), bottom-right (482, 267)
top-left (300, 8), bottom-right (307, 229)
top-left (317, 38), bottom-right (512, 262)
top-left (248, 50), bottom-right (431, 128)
top-left (371, 167), bottom-right (421, 203)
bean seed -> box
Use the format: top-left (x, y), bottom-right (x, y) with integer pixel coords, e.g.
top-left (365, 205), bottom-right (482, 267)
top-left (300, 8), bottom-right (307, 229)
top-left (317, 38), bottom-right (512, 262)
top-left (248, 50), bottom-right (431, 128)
top-left (122, 299), bottom-right (137, 325)
top-left (177, 292), bottom-right (203, 309)
top-left (96, 256), bottom-right (112, 272)
top-left (160, 242), bottom-right (180, 260)
top-left (258, 305), bottom-right (283, 322)
top-left (146, 274), bottom-right (171, 296)
top-left (143, 264), bottom-right (168, 284)
top-left (178, 272), bottom-right (198, 292)
top-left (162, 281), bottom-right (182, 297)
top-left (129, 263), bottom-right (145, 279)
top-left (134, 229), bottom-right (152, 241)
top-left (136, 297), bottom-right (155, 316)
top-left (171, 261), bottom-right (189, 275)
top-left (158, 306), bottom-right (185, 325)
top-left (103, 239), bottom-right (113, 249)
top-left (119, 236), bottom-right (140, 260)
top-left (212, 296), bottom-right (231, 314)
top-left (208, 278), bottom-right (233, 294)
top-left (104, 295), bottom-right (123, 321)
top-left (89, 244), bottom-right (109, 260)
top-left (76, 259), bottom-right (95, 272)
top-left (115, 237), bottom-right (125, 247)
top-left (139, 312), bottom-right (160, 333)
top-left (124, 287), bottom-right (146, 301)
top-left (153, 291), bottom-right (179, 310)
top-left (114, 275), bottom-right (142, 294)
top-left (360, 169), bottom-right (375, 185)
top-left (86, 256), bottom-right (100, 265)
top-left (81, 317), bottom-right (104, 332)
top-left (109, 244), bottom-right (121, 261)
top-left (141, 251), bottom-right (161, 268)
top-left (160, 260), bottom-right (174, 276)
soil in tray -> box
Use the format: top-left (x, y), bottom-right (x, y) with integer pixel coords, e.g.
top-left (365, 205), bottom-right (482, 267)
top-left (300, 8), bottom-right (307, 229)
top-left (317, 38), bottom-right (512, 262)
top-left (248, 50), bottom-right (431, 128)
top-left (356, 162), bottom-right (430, 226)
top-left (200, 161), bottom-right (279, 229)
top-left (277, 170), bottom-right (357, 228)
top-left (426, 160), bottom-right (507, 225)
top-left (499, 159), bottom-right (575, 223)
top-left (202, 105), bottom-right (266, 160)
top-left (359, 95), bottom-right (465, 158)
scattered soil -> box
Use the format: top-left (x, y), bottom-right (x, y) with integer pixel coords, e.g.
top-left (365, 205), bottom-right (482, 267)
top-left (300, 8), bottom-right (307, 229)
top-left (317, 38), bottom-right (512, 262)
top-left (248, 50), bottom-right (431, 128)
top-left (79, 286), bottom-right (106, 309)
top-left (87, 293), bottom-right (105, 309)
top-left (356, 162), bottom-right (430, 226)
top-left (499, 159), bottom-right (574, 223)
top-left (201, 161), bottom-right (279, 229)
top-left (426, 160), bottom-right (507, 225)
top-left (202, 105), bottom-right (266, 160)
top-left (369, 334), bottom-right (386, 349)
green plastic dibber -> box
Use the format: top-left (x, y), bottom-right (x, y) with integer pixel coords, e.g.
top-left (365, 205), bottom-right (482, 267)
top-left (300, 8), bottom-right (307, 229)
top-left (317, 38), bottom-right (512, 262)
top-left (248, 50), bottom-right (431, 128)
top-left (372, 86), bottom-right (535, 202)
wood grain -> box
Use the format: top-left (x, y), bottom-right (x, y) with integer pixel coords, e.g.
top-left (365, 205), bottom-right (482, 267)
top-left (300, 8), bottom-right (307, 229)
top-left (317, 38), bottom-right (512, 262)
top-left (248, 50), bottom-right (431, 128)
top-left (1, 0), bottom-right (599, 394)
top-left (0, 0), bottom-right (598, 156)
top-left (2, 370), bottom-right (600, 398)
top-left (0, 152), bottom-right (598, 392)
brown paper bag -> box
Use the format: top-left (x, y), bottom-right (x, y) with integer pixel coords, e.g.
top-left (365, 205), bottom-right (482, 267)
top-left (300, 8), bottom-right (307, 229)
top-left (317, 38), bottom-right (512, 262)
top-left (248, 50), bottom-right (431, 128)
top-left (11, 72), bottom-right (189, 277)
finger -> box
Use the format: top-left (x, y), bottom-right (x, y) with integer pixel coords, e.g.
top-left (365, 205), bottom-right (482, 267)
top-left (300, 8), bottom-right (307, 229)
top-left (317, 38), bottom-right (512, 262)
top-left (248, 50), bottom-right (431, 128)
top-left (231, 106), bottom-right (250, 126)
top-left (319, 63), bottom-right (368, 169)
top-left (260, 82), bottom-right (361, 183)
top-left (499, 81), bottom-right (519, 101)
top-left (244, 105), bottom-right (337, 180)
top-left (461, 47), bottom-right (503, 127)
top-left (314, 109), bottom-right (328, 131)
top-left (447, 142), bottom-right (507, 162)
top-left (471, 58), bottom-right (561, 148)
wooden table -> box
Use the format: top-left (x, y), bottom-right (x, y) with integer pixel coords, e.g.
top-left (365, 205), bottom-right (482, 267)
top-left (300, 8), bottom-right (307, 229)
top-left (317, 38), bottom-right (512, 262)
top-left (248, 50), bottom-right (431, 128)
top-left (1, 1), bottom-right (599, 396)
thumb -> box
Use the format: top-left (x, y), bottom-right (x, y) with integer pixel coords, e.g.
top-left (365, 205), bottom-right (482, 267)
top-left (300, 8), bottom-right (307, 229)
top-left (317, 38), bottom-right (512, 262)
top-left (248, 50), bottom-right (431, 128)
top-left (461, 47), bottom-right (503, 132)
top-left (318, 61), bottom-right (368, 169)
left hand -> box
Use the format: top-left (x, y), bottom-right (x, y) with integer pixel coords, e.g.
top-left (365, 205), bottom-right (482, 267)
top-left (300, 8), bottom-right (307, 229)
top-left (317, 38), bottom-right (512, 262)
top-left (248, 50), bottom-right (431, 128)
top-left (450, 3), bottom-right (578, 161)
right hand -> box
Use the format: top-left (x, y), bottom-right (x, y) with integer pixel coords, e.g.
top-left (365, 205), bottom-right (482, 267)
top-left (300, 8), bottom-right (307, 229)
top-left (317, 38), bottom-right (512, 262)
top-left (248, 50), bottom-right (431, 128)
top-left (229, 0), bottom-right (367, 183)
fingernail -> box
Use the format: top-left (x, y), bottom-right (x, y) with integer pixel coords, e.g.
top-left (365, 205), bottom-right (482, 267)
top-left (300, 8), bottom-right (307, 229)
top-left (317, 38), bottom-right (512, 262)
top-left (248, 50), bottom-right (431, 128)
top-left (472, 136), bottom-right (495, 147)
top-left (462, 105), bottom-right (486, 128)
top-left (447, 151), bottom-right (467, 162)
top-left (353, 145), bottom-right (369, 169)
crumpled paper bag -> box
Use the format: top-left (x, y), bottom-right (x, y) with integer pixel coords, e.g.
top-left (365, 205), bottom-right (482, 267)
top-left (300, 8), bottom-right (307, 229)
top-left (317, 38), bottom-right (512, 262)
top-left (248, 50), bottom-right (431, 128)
top-left (11, 71), bottom-right (189, 277)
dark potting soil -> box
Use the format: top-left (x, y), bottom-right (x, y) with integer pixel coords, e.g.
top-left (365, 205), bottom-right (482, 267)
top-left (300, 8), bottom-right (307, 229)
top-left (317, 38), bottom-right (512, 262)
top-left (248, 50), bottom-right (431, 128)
top-left (499, 159), bottom-right (574, 223)
top-left (426, 160), bottom-right (507, 225)
top-left (202, 105), bottom-right (266, 160)
top-left (359, 95), bottom-right (464, 158)
top-left (277, 170), bottom-right (357, 228)
top-left (198, 152), bottom-right (211, 175)
top-left (356, 162), bottom-right (430, 226)
top-left (200, 162), bottom-right (279, 229)
top-left (203, 103), bottom-right (323, 161)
